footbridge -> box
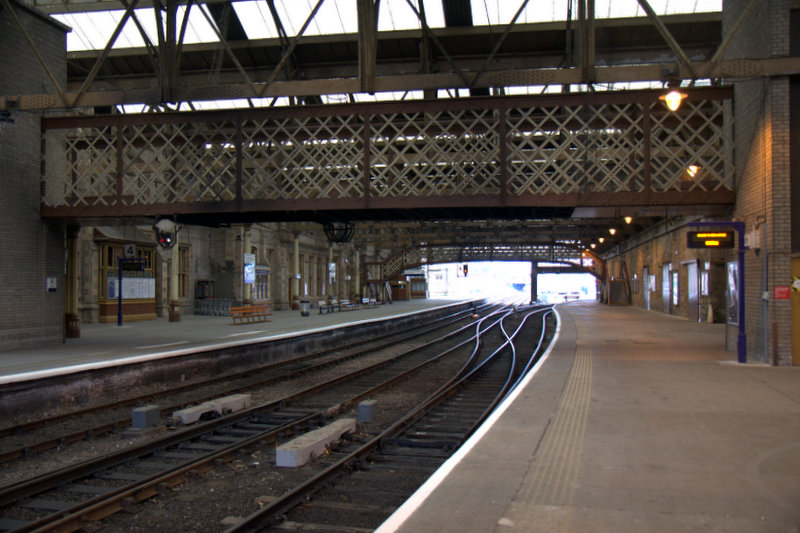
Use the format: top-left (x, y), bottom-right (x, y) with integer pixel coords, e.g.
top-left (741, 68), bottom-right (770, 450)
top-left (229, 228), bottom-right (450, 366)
top-left (41, 87), bottom-right (734, 223)
top-left (365, 242), bottom-right (604, 284)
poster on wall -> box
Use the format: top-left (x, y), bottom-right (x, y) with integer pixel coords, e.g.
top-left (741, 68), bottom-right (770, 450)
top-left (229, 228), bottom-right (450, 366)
top-left (107, 278), bottom-right (155, 299)
top-left (244, 253), bottom-right (256, 284)
top-left (726, 262), bottom-right (738, 325)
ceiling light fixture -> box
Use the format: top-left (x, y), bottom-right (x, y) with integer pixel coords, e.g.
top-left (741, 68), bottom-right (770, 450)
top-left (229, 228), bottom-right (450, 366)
top-left (660, 89), bottom-right (688, 111)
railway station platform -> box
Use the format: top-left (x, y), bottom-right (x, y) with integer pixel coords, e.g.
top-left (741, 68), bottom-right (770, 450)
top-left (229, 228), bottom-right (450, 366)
top-left (379, 301), bottom-right (800, 533)
top-left (0, 299), bottom-right (464, 385)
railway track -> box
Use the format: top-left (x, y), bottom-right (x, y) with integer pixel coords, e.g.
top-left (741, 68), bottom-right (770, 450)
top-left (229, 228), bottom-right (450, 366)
top-left (226, 305), bottom-right (554, 532)
top-left (0, 305), bottom-right (487, 467)
top-left (0, 303), bottom-right (533, 532)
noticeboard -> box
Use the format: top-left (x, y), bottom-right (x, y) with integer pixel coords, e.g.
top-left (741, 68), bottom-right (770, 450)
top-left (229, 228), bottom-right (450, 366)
top-left (686, 231), bottom-right (735, 249)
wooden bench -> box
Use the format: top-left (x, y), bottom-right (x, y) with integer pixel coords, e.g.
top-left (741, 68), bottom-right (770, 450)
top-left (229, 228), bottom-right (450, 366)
top-left (340, 299), bottom-right (360, 311)
top-left (318, 299), bottom-right (341, 314)
top-left (230, 304), bottom-right (272, 324)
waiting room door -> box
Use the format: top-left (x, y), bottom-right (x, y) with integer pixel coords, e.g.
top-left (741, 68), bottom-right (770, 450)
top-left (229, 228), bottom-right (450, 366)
top-left (687, 261), bottom-right (699, 322)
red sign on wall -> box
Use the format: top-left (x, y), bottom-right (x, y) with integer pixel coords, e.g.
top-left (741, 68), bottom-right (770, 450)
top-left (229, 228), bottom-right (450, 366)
top-left (774, 286), bottom-right (791, 300)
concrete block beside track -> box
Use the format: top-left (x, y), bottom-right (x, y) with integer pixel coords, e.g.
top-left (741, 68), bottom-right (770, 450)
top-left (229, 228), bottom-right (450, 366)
top-left (276, 418), bottom-right (356, 468)
top-left (358, 399), bottom-right (377, 423)
top-left (209, 393), bottom-right (251, 414)
top-left (172, 393), bottom-right (252, 425)
top-left (131, 405), bottom-right (160, 428)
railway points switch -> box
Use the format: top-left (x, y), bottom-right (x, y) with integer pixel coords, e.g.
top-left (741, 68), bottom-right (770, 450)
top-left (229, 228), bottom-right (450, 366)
top-left (276, 418), bottom-right (357, 467)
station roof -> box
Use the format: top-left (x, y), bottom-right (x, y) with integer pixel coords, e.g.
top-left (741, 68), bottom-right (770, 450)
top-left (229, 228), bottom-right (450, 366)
top-left (18, 0), bottom-right (726, 111)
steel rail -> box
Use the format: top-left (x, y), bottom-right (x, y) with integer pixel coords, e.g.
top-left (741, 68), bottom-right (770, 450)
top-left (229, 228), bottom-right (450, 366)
top-left (224, 306), bottom-right (553, 532)
top-left (0, 305), bottom-right (511, 532)
top-left (0, 305), bottom-right (486, 464)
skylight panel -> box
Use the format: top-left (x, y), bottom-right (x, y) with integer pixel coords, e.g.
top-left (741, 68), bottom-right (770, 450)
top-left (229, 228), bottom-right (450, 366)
top-left (54, 6), bottom-right (220, 52)
top-left (468, 0), bottom-right (722, 25)
top-left (596, 0), bottom-right (721, 18)
top-left (177, 6), bottom-right (221, 44)
top-left (472, 2), bottom-right (554, 26)
top-left (272, 0), bottom-right (352, 37)
top-left (232, 1), bottom-right (279, 39)
top-left (54, 11), bottom-right (141, 51)
top-left (378, 0), bottom-right (444, 32)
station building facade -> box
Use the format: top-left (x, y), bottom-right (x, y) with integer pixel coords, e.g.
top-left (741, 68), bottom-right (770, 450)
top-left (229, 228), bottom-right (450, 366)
top-left (73, 223), bottom-right (362, 324)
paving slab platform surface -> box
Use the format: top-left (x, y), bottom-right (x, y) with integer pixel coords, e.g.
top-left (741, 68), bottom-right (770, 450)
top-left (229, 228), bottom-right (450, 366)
top-left (379, 301), bottom-right (800, 533)
top-left (0, 299), bottom-right (463, 384)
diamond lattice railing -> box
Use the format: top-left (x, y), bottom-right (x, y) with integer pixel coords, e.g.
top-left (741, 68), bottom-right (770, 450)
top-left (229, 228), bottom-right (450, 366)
top-left (369, 109), bottom-right (500, 198)
top-left (119, 120), bottom-right (239, 205)
top-left (648, 99), bottom-right (734, 192)
top-left (242, 114), bottom-right (365, 201)
top-left (44, 124), bottom-right (118, 207)
top-left (506, 103), bottom-right (645, 195)
top-left (41, 89), bottom-right (734, 216)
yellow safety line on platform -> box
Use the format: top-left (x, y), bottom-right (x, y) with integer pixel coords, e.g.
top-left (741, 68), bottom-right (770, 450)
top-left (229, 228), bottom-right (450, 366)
top-left (510, 331), bottom-right (593, 531)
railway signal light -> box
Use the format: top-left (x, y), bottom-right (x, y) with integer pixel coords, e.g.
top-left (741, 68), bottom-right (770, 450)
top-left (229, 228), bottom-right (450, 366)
top-left (153, 217), bottom-right (180, 249)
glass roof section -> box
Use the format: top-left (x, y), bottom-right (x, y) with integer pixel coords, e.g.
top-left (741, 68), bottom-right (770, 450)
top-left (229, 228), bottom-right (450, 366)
top-left (53, 0), bottom-right (722, 52)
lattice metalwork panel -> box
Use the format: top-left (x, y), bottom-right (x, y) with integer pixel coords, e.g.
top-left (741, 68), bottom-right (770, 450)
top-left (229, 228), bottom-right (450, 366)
top-left (43, 125), bottom-right (117, 207)
top-left (120, 121), bottom-right (238, 205)
top-left (506, 103), bottom-right (644, 195)
top-left (648, 99), bottom-right (733, 192)
top-left (369, 110), bottom-right (500, 198)
top-left (242, 115), bottom-right (364, 201)
top-left (41, 90), bottom-right (734, 214)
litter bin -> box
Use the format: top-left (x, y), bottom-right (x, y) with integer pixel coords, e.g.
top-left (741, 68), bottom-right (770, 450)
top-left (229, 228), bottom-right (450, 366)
top-left (300, 300), bottom-right (310, 317)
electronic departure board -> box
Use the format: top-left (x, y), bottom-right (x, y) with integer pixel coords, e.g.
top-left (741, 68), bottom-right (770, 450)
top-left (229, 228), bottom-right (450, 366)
top-left (686, 231), bottom-right (735, 248)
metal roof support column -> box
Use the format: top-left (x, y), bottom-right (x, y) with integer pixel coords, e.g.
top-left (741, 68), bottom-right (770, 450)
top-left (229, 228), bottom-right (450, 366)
top-left (357, 0), bottom-right (379, 94)
top-left (577, 0), bottom-right (596, 83)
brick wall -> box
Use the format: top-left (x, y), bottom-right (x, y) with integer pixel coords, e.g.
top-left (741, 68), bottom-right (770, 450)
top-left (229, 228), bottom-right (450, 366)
top-left (0, 3), bottom-right (67, 350)
top-left (606, 218), bottom-right (730, 326)
top-left (725, 0), bottom-right (793, 364)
